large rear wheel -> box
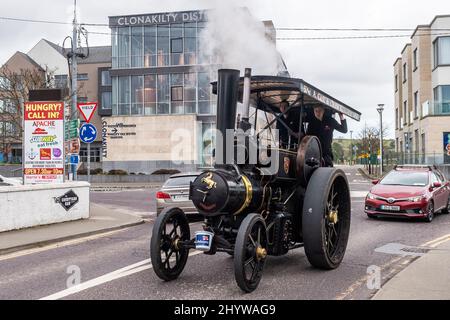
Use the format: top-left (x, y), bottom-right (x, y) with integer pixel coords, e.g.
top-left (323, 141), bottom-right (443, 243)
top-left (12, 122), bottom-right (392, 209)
top-left (302, 168), bottom-right (351, 269)
top-left (234, 214), bottom-right (268, 293)
top-left (150, 207), bottom-right (190, 281)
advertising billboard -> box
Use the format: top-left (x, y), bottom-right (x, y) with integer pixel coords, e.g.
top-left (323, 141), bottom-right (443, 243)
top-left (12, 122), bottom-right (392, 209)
top-left (24, 101), bottom-right (64, 184)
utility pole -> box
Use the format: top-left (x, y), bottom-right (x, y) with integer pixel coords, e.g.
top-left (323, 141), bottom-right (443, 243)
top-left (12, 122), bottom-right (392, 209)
top-left (69, 0), bottom-right (79, 181)
top-left (377, 104), bottom-right (384, 177)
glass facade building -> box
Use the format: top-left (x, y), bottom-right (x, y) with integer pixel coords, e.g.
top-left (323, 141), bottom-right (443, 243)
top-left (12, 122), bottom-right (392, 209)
top-left (110, 16), bottom-right (215, 117)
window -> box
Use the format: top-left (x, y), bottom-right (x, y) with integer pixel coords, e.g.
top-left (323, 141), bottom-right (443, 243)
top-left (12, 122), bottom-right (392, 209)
top-left (144, 26), bottom-right (157, 67)
top-left (184, 22), bottom-right (197, 65)
top-left (395, 75), bottom-right (398, 91)
top-left (101, 70), bottom-right (111, 86)
top-left (101, 92), bottom-right (112, 110)
top-left (184, 73), bottom-right (197, 114)
top-left (118, 76), bottom-right (130, 115)
top-left (171, 23), bottom-right (183, 66)
top-left (434, 37), bottom-right (450, 68)
top-left (77, 73), bottom-right (89, 81)
top-left (433, 85), bottom-right (450, 114)
top-left (131, 75), bottom-right (144, 115)
top-left (403, 63), bottom-right (407, 82)
top-left (157, 25), bottom-right (170, 67)
top-left (144, 75), bottom-right (156, 115)
top-left (414, 129), bottom-right (419, 153)
top-left (421, 133), bottom-right (425, 155)
top-left (112, 76), bottom-right (118, 115)
top-left (80, 145), bottom-right (101, 163)
top-left (413, 48), bottom-right (418, 70)
top-left (198, 72), bottom-right (212, 114)
top-left (0, 76), bottom-right (10, 90)
top-left (395, 108), bottom-right (398, 129)
top-left (54, 74), bottom-right (68, 88)
top-left (157, 74), bottom-right (169, 114)
top-left (414, 91), bottom-right (418, 118)
top-left (131, 27), bottom-right (143, 68)
top-left (403, 101), bottom-right (407, 124)
top-left (170, 73), bottom-right (183, 114)
top-left (118, 27), bottom-right (130, 68)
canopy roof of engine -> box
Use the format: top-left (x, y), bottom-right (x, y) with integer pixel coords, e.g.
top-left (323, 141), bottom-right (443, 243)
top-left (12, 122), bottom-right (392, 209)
top-left (212, 75), bottom-right (361, 122)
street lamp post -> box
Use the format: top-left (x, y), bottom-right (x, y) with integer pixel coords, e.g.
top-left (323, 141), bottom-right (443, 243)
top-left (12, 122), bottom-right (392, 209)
top-left (377, 104), bottom-right (384, 177)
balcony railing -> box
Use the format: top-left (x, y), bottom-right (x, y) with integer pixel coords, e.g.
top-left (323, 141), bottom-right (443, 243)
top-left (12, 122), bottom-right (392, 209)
top-left (423, 101), bottom-right (450, 117)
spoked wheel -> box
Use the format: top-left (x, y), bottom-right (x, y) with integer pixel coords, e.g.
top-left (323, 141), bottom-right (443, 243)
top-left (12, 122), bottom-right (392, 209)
top-left (302, 168), bottom-right (351, 269)
top-left (424, 201), bottom-right (434, 223)
top-left (234, 214), bottom-right (268, 293)
top-left (150, 207), bottom-right (190, 281)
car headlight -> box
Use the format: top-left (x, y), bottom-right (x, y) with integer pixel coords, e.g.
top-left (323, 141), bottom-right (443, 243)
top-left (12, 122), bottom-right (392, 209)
top-left (408, 195), bottom-right (424, 202)
top-left (367, 193), bottom-right (377, 200)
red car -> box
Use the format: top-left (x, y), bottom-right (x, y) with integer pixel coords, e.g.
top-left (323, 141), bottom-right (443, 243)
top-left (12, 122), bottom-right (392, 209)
top-left (365, 165), bottom-right (450, 222)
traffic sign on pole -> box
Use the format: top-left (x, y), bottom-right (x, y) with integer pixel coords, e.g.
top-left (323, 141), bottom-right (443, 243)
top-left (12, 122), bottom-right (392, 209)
top-left (79, 123), bottom-right (97, 144)
top-left (77, 102), bottom-right (97, 123)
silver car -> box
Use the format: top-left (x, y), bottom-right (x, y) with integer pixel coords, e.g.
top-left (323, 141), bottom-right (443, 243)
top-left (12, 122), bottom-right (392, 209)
top-left (156, 172), bottom-right (200, 216)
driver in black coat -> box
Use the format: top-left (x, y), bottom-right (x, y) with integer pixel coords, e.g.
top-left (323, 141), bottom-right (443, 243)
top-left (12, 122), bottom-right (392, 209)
top-left (305, 105), bottom-right (347, 167)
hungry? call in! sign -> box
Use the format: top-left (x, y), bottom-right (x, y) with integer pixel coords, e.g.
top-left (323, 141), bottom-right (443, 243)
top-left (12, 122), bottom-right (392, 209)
top-left (24, 102), bottom-right (64, 120)
top-left (24, 101), bottom-right (64, 184)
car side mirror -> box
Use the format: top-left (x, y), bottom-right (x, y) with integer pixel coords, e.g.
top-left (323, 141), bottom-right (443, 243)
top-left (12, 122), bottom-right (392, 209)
top-left (371, 179), bottom-right (379, 185)
top-left (433, 182), bottom-right (442, 188)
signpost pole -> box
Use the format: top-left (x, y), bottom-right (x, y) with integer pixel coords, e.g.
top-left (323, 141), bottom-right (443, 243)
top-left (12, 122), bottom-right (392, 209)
top-left (87, 142), bottom-right (90, 183)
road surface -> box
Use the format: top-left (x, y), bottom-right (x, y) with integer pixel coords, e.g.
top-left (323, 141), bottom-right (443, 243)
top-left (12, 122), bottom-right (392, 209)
top-left (1, 165), bottom-right (449, 300)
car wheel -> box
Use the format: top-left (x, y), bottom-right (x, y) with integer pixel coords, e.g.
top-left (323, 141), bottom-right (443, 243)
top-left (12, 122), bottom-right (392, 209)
top-left (424, 201), bottom-right (434, 223)
top-left (442, 196), bottom-right (450, 214)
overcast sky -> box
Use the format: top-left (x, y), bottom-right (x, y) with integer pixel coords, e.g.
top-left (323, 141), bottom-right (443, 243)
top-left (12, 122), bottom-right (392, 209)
top-left (1, 0), bottom-right (450, 138)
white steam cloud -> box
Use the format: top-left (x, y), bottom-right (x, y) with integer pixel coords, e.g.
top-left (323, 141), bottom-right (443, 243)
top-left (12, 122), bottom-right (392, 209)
top-left (199, 5), bottom-right (286, 77)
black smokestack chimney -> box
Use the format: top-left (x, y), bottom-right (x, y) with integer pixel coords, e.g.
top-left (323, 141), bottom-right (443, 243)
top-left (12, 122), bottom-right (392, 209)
top-left (215, 69), bottom-right (240, 165)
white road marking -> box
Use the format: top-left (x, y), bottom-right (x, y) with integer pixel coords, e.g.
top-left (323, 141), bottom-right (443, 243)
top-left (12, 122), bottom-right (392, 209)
top-left (350, 191), bottom-right (368, 198)
top-left (39, 250), bottom-right (203, 300)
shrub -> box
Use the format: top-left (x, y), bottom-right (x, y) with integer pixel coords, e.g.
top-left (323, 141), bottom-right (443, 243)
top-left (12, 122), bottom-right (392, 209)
top-left (108, 169), bottom-right (128, 175)
top-left (151, 169), bottom-right (180, 175)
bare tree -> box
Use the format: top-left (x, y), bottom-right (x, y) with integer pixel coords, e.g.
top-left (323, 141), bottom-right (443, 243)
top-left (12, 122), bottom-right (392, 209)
top-left (0, 66), bottom-right (53, 162)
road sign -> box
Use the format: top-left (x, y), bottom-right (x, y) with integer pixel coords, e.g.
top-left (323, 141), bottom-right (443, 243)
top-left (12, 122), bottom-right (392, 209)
top-left (69, 154), bottom-right (79, 165)
top-left (79, 123), bottom-right (97, 144)
top-left (65, 119), bottom-right (80, 140)
top-left (77, 102), bottom-right (97, 123)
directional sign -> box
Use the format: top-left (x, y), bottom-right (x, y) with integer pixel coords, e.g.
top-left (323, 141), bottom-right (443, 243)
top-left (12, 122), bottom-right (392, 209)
top-left (65, 119), bottom-right (80, 140)
top-left (79, 123), bottom-right (97, 144)
top-left (77, 102), bottom-right (97, 123)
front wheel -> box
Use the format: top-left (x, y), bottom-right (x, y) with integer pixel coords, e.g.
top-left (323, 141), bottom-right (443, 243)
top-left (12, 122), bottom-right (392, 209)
top-left (150, 207), bottom-right (190, 281)
top-left (234, 214), bottom-right (268, 293)
top-left (302, 168), bottom-right (351, 269)
top-left (424, 201), bottom-right (434, 223)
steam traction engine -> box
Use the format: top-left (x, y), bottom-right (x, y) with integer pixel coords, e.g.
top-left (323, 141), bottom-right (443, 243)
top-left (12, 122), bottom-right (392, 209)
top-left (150, 69), bottom-right (362, 292)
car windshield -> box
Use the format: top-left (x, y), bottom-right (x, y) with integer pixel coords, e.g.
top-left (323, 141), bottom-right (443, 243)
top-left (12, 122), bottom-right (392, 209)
top-left (164, 175), bottom-right (197, 187)
top-left (380, 171), bottom-right (429, 186)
